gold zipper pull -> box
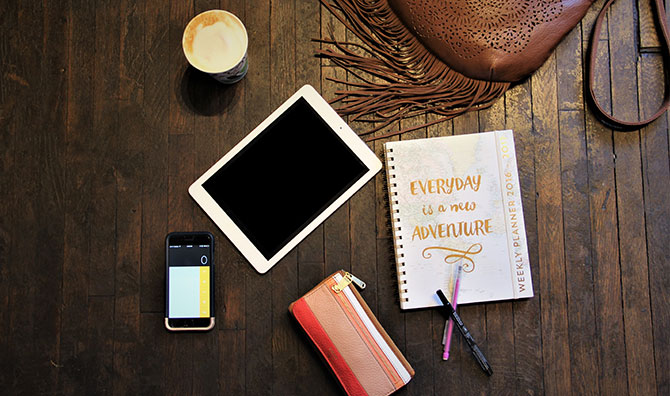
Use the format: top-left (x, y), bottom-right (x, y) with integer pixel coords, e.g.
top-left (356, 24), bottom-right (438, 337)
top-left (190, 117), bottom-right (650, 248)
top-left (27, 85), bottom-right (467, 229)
top-left (332, 272), bottom-right (367, 293)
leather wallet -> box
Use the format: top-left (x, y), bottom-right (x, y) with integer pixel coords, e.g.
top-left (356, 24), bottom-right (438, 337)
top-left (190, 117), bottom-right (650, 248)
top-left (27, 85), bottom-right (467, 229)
top-left (289, 270), bottom-right (414, 396)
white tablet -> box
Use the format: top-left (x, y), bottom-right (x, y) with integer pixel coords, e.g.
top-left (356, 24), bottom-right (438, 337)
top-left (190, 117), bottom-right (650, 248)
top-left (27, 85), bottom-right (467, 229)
top-left (189, 85), bottom-right (382, 274)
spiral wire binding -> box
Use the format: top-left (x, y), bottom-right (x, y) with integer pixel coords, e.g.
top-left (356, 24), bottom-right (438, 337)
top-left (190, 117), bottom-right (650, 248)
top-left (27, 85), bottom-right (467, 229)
top-left (384, 146), bottom-right (409, 304)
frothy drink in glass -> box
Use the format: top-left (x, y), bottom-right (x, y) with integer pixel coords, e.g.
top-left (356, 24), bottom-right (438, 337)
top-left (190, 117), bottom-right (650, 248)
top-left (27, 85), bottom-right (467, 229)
top-left (182, 10), bottom-right (248, 84)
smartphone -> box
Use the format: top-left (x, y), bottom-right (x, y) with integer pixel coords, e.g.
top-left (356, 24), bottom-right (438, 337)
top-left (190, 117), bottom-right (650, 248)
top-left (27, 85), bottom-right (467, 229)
top-left (165, 232), bottom-right (215, 331)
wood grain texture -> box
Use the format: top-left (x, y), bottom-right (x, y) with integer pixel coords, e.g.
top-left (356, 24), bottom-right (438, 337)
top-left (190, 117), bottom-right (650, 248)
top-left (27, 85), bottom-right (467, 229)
top-left (505, 80), bottom-right (544, 396)
top-left (0, 0), bottom-right (15, 387)
top-left (584, 10), bottom-right (625, 396)
top-left (140, 0), bottom-right (169, 314)
top-left (638, 0), bottom-right (661, 50)
top-left (639, 53), bottom-right (670, 396)
top-left (1, 0), bottom-right (669, 394)
top-left (90, 0), bottom-right (120, 297)
top-left (60, 1), bottom-right (95, 393)
top-left (532, 52), bottom-right (572, 396)
top-left (607, 2), bottom-right (644, 395)
top-left (113, 1), bottom-right (145, 394)
top-left (556, 21), bottom-right (600, 396)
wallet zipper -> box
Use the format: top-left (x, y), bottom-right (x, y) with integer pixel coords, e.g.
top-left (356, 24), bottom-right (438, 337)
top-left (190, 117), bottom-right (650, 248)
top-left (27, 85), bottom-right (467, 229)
top-left (330, 272), bottom-right (412, 385)
top-left (332, 271), bottom-right (366, 293)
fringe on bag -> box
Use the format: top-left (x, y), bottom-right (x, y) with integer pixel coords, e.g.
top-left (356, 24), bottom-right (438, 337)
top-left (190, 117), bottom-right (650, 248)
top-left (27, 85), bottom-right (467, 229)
top-left (317, 0), bottom-right (510, 141)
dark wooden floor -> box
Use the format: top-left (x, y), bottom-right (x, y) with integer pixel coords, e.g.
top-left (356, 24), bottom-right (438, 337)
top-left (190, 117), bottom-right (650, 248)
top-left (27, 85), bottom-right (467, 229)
top-left (1, 0), bottom-right (670, 395)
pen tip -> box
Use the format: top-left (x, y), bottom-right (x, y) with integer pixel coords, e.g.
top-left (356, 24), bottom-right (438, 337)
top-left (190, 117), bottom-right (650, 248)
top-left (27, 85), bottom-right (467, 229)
top-left (442, 353), bottom-right (449, 361)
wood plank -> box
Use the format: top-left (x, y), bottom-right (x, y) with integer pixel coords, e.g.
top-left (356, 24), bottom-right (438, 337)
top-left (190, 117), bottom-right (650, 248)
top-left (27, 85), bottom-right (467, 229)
top-left (3, 0), bottom-right (35, 393)
top-left (90, 0), bottom-right (121, 296)
top-left (85, 296), bottom-right (115, 395)
top-left (558, 110), bottom-right (600, 396)
top-left (139, 313), bottom-right (168, 395)
top-left (4, 1), bottom-right (67, 393)
top-left (113, 190), bottom-right (143, 396)
top-left (113, 0), bottom-right (145, 393)
top-left (59, 0), bottom-right (96, 393)
top-left (167, 134), bottom-right (195, 229)
top-left (168, 0), bottom-right (195, 137)
top-left (584, 19), bottom-right (624, 396)
top-left (505, 80), bottom-right (544, 395)
top-left (190, 332), bottom-right (219, 396)
top-left (0, 0), bottom-right (17, 388)
top-left (608, 1), bottom-right (647, 394)
top-left (639, 53), bottom-right (670, 396)
top-left (613, 135), bottom-right (657, 388)
top-left (243, 1), bottom-right (273, 394)
top-left (31, 0), bottom-right (68, 393)
top-left (531, 52), bottom-right (572, 395)
top-left (638, 0), bottom-right (661, 50)
top-left (556, 21), bottom-right (600, 396)
top-left (166, 0), bottom-right (194, 233)
top-left (556, 23), bottom-right (584, 111)
top-left (607, 49), bottom-right (660, 396)
top-left (219, 329), bottom-right (246, 394)
top-left (582, 0), bottom-right (610, 42)
top-left (140, 0), bottom-right (170, 314)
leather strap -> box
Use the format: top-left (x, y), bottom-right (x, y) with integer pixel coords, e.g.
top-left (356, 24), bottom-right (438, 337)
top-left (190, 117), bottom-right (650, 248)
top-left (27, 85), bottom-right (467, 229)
top-left (587, 0), bottom-right (670, 131)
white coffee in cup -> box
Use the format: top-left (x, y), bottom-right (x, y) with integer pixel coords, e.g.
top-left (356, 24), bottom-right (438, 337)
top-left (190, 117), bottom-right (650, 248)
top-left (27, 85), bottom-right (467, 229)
top-left (183, 10), bottom-right (248, 84)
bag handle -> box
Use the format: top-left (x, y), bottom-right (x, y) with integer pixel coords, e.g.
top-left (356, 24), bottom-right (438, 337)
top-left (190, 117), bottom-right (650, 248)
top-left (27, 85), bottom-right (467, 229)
top-left (587, 0), bottom-right (670, 130)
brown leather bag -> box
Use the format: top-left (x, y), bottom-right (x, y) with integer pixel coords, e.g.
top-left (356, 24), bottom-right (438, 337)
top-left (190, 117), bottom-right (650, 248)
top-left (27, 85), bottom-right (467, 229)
top-left (319, 0), bottom-right (669, 140)
top-left (388, 0), bottom-right (592, 82)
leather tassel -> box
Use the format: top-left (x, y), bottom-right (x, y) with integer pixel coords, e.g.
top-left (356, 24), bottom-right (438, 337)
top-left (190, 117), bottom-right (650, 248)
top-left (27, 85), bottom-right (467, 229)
top-left (318, 0), bottom-right (509, 141)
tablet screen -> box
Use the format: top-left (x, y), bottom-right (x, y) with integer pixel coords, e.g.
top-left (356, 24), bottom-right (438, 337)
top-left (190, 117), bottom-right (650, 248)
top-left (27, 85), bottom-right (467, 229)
top-left (202, 97), bottom-right (368, 260)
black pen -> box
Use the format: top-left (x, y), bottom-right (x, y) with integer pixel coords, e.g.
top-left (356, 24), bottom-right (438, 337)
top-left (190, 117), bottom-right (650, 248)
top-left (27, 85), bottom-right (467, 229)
top-left (436, 289), bottom-right (493, 376)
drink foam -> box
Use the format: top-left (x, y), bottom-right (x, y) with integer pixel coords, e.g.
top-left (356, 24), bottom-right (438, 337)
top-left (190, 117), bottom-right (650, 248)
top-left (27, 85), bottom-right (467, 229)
top-left (183, 10), bottom-right (248, 73)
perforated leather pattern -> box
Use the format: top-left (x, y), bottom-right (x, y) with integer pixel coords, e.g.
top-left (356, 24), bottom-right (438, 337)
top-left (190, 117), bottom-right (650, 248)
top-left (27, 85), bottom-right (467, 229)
top-left (406, 0), bottom-right (564, 59)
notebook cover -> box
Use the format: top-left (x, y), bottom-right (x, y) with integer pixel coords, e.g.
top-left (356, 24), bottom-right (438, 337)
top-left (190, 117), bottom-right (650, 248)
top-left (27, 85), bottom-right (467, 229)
top-left (289, 271), bottom-right (414, 396)
top-left (384, 130), bottom-right (534, 309)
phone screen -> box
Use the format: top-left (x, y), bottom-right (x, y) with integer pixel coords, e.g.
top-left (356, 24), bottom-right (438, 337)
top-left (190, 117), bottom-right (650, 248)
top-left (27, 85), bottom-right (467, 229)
top-left (166, 233), bottom-right (214, 328)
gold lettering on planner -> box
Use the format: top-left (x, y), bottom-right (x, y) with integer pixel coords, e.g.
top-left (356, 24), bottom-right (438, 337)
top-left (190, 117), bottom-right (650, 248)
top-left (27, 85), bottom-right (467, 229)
top-left (422, 243), bottom-right (483, 272)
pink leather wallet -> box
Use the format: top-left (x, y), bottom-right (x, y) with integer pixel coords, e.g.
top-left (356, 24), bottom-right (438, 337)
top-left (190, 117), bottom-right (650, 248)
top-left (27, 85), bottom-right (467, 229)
top-left (289, 270), bottom-right (414, 396)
